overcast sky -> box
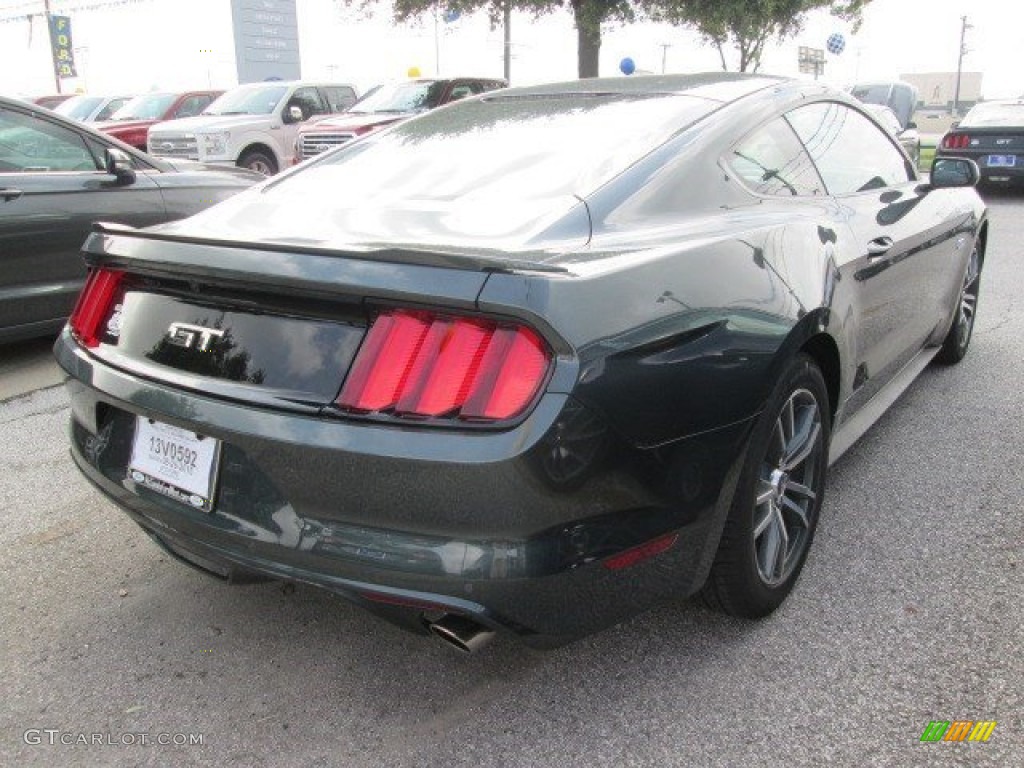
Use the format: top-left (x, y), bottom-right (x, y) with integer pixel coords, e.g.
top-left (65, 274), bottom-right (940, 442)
top-left (0, 0), bottom-right (1021, 99)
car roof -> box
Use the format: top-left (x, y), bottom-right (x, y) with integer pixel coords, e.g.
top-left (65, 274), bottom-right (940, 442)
top-left (226, 80), bottom-right (357, 89)
top-left (969, 98), bottom-right (1024, 107)
top-left (494, 73), bottom-right (787, 103)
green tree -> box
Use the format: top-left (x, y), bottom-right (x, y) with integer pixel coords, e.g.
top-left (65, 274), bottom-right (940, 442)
top-left (641, 0), bottom-right (871, 73)
top-left (341, 0), bottom-right (634, 79)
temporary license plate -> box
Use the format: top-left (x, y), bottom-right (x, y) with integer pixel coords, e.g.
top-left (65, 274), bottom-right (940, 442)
top-left (128, 417), bottom-right (220, 511)
top-left (987, 155), bottom-right (1016, 167)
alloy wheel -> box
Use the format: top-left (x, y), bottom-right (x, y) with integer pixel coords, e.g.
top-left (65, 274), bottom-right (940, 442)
top-left (956, 245), bottom-right (980, 351)
top-left (753, 388), bottom-right (824, 587)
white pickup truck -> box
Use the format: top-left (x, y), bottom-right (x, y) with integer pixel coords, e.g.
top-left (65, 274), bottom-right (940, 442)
top-left (147, 81), bottom-right (358, 175)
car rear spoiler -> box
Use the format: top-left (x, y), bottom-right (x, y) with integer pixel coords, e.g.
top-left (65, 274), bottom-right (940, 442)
top-left (86, 221), bottom-right (571, 276)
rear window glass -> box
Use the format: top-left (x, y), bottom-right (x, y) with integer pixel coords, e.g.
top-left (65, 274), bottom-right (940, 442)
top-left (55, 96), bottom-right (103, 120)
top-left (281, 94), bottom-right (715, 203)
top-left (961, 102), bottom-right (1024, 128)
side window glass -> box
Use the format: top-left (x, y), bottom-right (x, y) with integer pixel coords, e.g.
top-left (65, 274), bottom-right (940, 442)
top-left (288, 87), bottom-right (327, 120)
top-left (0, 107), bottom-right (99, 173)
top-left (95, 98), bottom-right (128, 122)
top-left (324, 87), bottom-right (356, 113)
top-left (448, 84), bottom-right (474, 102)
top-left (174, 96), bottom-right (207, 118)
top-left (728, 118), bottom-right (826, 197)
top-left (787, 102), bottom-right (912, 195)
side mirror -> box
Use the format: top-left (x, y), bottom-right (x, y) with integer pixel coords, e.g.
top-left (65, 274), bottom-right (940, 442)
top-left (283, 105), bottom-right (304, 124)
top-left (104, 147), bottom-right (136, 185)
top-left (930, 157), bottom-right (980, 189)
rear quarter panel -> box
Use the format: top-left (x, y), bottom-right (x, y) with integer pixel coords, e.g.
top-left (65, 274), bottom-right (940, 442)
top-left (478, 92), bottom-right (852, 448)
top-left (478, 205), bottom-right (842, 448)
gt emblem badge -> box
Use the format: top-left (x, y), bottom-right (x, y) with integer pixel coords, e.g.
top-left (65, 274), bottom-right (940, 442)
top-left (166, 322), bottom-right (225, 351)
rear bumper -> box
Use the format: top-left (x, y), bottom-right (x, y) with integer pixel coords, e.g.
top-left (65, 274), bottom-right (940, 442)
top-left (936, 150), bottom-right (1024, 183)
top-left (56, 330), bottom-right (753, 647)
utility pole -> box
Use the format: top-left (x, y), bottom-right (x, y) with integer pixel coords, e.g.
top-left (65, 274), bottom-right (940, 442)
top-left (953, 15), bottom-right (971, 116)
top-left (503, 1), bottom-right (511, 83)
top-left (43, 0), bottom-right (61, 93)
top-left (660, 43), bottom-right (671, 74)
top-left (433, 7), bottom-right (440, 76)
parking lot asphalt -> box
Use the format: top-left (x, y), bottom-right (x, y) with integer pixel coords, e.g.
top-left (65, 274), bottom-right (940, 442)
top-left (1, 193), bottom-right (1022, 768)
top-left (0, 337), bottom-right (63, 402)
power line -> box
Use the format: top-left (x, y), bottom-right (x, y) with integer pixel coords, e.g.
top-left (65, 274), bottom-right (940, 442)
top-left (0, 0), bottom-right (155, 23)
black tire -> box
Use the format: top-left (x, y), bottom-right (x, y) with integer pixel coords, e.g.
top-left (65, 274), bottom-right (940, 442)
top-left (237, 148), bottom-right (278, 176)
top-left (701, 354), bottom-right (831, 618)
top-left (934, 240), bottom-right (981, 365)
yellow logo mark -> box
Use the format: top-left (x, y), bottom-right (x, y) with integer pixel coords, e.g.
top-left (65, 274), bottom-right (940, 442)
top-left (968, 721), bottom-right (997, 742)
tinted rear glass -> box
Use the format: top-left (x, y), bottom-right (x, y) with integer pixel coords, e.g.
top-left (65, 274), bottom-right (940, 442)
top-left (286, 93), bottom-right (716, 203)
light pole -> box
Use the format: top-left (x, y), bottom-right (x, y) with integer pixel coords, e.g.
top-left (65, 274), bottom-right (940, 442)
top-left (503, 1), bottom-right (511, 82)
top-left (43, 0), bottom-right (61, 93)
top-left (953, 15), bottom-right (971, 116)
top-left (660, 43), bottom-right (671, 74)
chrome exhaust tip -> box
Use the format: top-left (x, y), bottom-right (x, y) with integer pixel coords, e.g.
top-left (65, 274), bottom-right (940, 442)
top-left (427, 614), bottom-right (495, 653)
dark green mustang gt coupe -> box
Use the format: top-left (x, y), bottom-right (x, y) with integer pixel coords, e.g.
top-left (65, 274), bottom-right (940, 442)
top-left (55, 74), bottom-right (986, 652)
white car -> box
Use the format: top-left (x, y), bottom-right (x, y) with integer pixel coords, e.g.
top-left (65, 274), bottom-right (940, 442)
top-left (147, 81), bottom-right (358, 175)
top-left (54, 94), bottom-right (133, 123)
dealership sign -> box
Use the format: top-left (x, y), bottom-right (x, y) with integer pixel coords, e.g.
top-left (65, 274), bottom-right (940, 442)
top-left (230, 0), bottom-right (301, 83)
top-left (48, 15), bottom-right (77, 79)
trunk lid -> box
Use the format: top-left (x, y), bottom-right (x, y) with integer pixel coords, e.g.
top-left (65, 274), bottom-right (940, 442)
top-left (80, 226), bottom-right (503, 410)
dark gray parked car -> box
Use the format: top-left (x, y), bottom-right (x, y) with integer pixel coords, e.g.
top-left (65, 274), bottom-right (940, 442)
top-left (56, 75), bottom-right (985, 652)
top-left (0, 95), bottom-right (260, 342)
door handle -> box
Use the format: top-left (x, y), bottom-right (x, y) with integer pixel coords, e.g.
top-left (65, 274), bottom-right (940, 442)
top-left (0, 188), bottom-right (23, 202)
top-left (866, 236), bottom-right (894, 261)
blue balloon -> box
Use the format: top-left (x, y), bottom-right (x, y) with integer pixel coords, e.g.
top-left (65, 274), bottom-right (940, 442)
top-left (443, 9), bottom-right (461, 23)
top-left (827, 32), bottom-right (846, 55)
top-left (620, 57), bottom-right (636, 76)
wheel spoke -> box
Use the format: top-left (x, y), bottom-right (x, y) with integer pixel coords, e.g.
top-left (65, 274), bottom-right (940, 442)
top-left (962, 293), bottom-right (977, 320)
top-left (784, 479), bottom-right (816, 501)
top-left (781, 419), bottom-right (820, 472)
top-left (783, 398), bottom-right (795, 444)
top-left (754, 500), bottom-right (775, 537)
top-left (780, 495), bottom-right (810, 530)
top-left (759, 514), bottom-right (782, 579)
top-left (772, 511), bottom-right (789, 580)
top-left (756, 480), bottom-right (774, 507)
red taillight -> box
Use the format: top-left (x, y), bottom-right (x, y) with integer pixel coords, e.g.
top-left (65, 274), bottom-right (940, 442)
top-left (942, 133), bottom-right (971, 150)
top-left (69, 268), bottom-right (124, 348)
top-left (337, 309), bottom-right (551, 423)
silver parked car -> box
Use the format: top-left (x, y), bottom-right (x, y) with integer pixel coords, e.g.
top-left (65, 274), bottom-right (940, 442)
top-left (863, 103), bottom-right (921, 166)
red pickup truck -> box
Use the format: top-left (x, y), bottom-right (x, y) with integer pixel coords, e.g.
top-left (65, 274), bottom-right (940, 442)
top-left (96, 90), bottom-right (222, 151)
